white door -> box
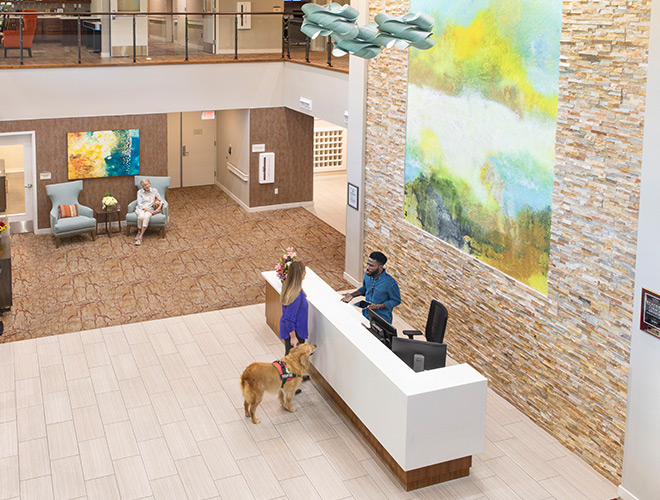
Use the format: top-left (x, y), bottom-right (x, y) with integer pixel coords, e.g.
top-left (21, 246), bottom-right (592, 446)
top-left (0, 132), bottom-right (37, 233)
top-left (181, 111), bottom-right (216, 186)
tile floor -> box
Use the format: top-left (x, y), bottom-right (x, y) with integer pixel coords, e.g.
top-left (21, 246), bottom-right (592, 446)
top-left (0, 302), bottom-right (619, 500)
top-left (306, 172), bottom-right (347, 235)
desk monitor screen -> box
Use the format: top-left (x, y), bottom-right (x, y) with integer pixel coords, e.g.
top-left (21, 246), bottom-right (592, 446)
top-left (391, 337), bottom-right (447, 372)
top-left (367, 308), bottom-right (396, 347)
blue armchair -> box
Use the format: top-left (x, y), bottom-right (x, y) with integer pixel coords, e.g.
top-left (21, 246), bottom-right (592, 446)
top-left (45, 180), bottom-right (97, 248)
top-left (125, 175), bottom-right (170, 238)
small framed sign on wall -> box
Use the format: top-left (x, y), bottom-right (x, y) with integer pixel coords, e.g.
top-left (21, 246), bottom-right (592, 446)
top-left (347, 183), bottom-right (359, 210)
top-left (641, 288), bottom-right (660, 339)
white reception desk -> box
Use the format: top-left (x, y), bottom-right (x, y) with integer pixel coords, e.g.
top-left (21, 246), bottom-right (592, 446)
top-left (263, 268), bottom-right (487, 490)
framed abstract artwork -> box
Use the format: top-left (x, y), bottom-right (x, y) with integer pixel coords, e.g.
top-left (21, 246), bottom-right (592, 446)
top-left (404, 0), bottom-right (561, 295)
top-left (67, 129), bottom-right (140, 180)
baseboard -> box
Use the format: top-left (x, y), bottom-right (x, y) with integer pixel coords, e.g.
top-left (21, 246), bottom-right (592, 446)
top-left (343, 272), bottom-right (361, 288)
top-left (247, 200), bottom-right (313, 212)
top-left (215, 181), bottom-right (312, 212)
top-left (618, 485), bottom-right (639, 500)
top-left (34, 228), bottom-right (50, 236)
top-left (215, 182), bottom-right (250, 212)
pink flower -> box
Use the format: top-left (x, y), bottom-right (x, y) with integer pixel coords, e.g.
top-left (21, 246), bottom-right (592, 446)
top-left (276, 247), bottom-right (297, 281)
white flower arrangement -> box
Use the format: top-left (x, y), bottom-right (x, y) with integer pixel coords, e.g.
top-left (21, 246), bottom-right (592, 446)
top-left (102, 193), bottom-right (118, 210)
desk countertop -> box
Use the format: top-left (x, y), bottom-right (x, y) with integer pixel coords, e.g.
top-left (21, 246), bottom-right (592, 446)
top-left (263, 268), bottom-right (487, 395)
top-left (263, 267), bottom-right (488, 472)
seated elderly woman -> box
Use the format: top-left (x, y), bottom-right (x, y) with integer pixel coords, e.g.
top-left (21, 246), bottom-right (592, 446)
top-left (134, 178), bottom-right (163, 246)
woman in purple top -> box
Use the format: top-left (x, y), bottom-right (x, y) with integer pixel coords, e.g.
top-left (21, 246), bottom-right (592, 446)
top-left (279, 260), bottom-right (309, 355)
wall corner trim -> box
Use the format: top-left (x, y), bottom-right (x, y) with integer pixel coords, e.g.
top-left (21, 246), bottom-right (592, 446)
top-left (618, 485), bottom-right (640, 500)
top-left (342, 271), bottom-right (361, 288)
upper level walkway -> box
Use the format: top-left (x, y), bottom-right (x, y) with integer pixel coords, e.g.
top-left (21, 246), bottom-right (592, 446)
top-left (0, 11), bottom-right (349, 73)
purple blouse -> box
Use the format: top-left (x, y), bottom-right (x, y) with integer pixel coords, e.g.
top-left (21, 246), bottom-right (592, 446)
top-left (279, 290), bottom-right (309, 340)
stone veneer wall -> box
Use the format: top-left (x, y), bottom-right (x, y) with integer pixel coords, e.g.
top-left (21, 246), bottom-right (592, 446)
top-left (364, 0), bottom-right (650, 482)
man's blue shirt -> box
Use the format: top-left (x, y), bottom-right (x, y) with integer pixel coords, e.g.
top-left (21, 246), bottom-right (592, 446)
top-left (357, 270), bottom-right (401, 324)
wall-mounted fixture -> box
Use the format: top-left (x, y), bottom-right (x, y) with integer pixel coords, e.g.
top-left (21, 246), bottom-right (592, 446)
top-left (258, 152), bottom-right (275, 184)
top-left (237, 2), bottom-right (251, 30)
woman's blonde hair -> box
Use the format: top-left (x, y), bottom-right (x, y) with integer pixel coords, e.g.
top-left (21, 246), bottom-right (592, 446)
top-left (281, 260), bottom-right (305, 306)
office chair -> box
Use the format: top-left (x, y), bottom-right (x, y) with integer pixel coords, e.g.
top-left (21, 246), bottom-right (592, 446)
top-left (402, 299), bottom-right (448, 343)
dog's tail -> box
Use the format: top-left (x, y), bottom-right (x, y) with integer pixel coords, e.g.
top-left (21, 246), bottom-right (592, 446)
top-left (239, 374), bottom-right (247, 397)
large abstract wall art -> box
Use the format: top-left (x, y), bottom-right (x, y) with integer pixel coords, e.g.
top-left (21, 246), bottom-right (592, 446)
top-left (67, 129), bottom-right (140, 180)
top-left (404, 0), bottom-right (561, 294)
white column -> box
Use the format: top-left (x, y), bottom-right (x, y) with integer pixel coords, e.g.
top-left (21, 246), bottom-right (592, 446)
top-left (619, 2), bottom-right (660, 500)
top-left (343, 0), bottom-right (369, 286)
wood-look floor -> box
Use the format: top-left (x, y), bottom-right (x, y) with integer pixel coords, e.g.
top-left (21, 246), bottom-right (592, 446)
top-left (0, 305), bottom-right (619, 500)
top-left (0, 39), bottom-right (349, 73)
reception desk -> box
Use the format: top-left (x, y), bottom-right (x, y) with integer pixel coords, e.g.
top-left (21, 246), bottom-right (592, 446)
top-left (263, 268), bottom-right (487, 490)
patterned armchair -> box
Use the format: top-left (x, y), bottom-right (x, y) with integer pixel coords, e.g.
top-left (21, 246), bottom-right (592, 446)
top-left (45, 180), bottom-right (97, 248)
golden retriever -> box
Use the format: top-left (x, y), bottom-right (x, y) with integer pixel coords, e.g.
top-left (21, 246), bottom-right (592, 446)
top-left (240, 343), bottom-right (316, 424)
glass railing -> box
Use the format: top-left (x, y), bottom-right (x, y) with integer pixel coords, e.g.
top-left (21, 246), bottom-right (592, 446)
top-left (0, 10), bottom-right (344, 70)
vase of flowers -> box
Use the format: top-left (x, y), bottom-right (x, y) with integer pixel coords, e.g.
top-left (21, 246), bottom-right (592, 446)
top-left (275, 247), bottom-right (297, 281)
top-left (102, 193), bottom-right (118, 211)
top-left (0, 218), bottom-right (8, 253)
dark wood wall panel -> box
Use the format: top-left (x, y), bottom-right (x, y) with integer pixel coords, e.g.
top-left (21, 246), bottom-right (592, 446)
top-left (0, 114), bottom-right (168, 229)
top-left (249, 108), bottom-right (313, 207)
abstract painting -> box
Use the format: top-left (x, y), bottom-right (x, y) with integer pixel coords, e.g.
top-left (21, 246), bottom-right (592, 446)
top-left (67, 129), bottom-right (140, 180)
top-left (404, 0), bottom-right (561, 294)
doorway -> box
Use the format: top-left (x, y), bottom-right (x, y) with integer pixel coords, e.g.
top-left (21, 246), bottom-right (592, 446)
top-left (304, 118), bottom-right (347, 235)
top-left (167, 111), bottom-right (217, 188)
top-left (0, 132), bottom-right (37, 233)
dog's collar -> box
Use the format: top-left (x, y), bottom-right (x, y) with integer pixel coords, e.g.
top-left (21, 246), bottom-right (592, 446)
top-left (272, 360), bottom-right (297, 387)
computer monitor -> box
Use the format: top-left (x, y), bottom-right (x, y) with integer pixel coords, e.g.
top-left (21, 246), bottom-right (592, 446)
top-left (367, 308), bottom-right (397, 347)
top-left (391, 337), bottom-right (447, 372)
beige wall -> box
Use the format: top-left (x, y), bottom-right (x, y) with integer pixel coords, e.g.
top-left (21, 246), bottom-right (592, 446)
top-left (216, 0), bottom-right (283, 54)
top-left (364, 0), bottom-right (649, 482)
top-left (216, 109), bottom-right (250, 206)
top-left (0, 146), bottom-right (24, 174)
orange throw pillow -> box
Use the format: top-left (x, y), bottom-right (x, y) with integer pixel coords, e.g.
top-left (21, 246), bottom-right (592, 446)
top-left (58, 204), bottom-right (79, 218)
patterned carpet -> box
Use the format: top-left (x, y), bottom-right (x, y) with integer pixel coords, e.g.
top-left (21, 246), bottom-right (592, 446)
top-left (0, 185), bottom-right (348, 343)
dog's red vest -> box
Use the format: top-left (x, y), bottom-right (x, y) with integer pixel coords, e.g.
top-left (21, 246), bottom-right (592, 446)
top-left (272, 360), bottom-right (297, 387)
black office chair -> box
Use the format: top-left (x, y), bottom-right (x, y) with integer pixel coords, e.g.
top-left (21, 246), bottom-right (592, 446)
top-left (402, 299), bottom-right (448, 343)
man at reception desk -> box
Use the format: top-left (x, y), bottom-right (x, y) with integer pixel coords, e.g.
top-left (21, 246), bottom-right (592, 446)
top-left (341, 251), bottom-right (401, 324)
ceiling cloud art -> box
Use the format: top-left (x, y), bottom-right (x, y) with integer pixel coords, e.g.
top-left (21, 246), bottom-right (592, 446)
top-left (301, 3), bottom-right (435, 59)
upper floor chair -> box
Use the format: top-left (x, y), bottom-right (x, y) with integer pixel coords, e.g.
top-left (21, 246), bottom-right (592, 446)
top-left (1, 10), bottom-right (37, 58)
top-left (46, 180), bottom-right (97, 248)
top-left (402, 299), bottom-right (448, 343)
top-left (125, 175), bottom-right (170, 238)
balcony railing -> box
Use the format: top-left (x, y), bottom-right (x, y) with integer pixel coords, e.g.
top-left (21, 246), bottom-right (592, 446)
top-left (0, 10), bottom-right (345, 70)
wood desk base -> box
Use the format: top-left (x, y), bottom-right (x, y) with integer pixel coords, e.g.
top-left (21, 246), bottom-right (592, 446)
top-left (264, 281), bottom-right (472, 491)
top-left (307, 364), bottom-right (471, 491)
top-left (265, 281), bottom-right (281, 337)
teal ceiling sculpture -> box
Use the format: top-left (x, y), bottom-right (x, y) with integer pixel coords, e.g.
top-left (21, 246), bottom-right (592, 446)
top-left (332, 24), bottom-right (382, 59)
top-left (301, 4), bottom-right (359, 40)
top-left (374, 12), bottom-right (435, 50)
top-left (301, 3), bottom-right (435, 60)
